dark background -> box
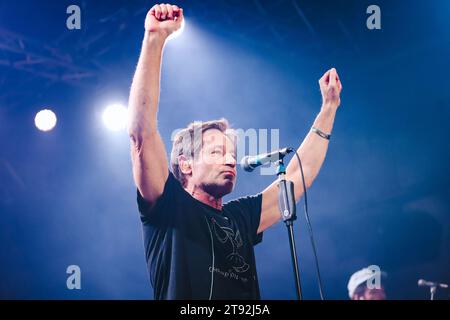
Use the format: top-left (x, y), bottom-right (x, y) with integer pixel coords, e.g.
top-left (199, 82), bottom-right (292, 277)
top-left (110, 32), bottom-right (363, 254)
top-left (0, 0), bottom-right (449, 299)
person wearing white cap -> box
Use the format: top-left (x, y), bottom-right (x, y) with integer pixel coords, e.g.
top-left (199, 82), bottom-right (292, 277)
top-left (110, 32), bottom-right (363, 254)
top-left (347, 265), bottom-right (387, 300)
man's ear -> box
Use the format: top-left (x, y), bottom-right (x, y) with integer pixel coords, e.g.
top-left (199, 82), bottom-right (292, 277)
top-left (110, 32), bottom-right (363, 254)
top-left (178, 155), bottom-right (192, 175)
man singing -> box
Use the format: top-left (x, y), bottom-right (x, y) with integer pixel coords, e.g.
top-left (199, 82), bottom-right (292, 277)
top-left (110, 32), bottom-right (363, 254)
top-left (128, 3), bottom-right (343, 299)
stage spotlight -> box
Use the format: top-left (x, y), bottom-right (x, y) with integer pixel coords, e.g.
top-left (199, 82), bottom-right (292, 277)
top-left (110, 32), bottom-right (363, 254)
top-left (167, 17), bottom-right (185, 41)
top-left (102, 103), bottom-right (128, 131)
top-left (35, 109), bottom-right (57, 132)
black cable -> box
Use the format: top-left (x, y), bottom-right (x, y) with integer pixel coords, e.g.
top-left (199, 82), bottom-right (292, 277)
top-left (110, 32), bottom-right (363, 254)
top-left (293, 150), bottom-right (325, 300)
top-left (204, 216), bottom-right (215, 300)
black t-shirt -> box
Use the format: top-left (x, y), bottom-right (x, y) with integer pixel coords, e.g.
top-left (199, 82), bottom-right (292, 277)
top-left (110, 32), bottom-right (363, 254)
top-left (136, 171), bottom-right (263, 300)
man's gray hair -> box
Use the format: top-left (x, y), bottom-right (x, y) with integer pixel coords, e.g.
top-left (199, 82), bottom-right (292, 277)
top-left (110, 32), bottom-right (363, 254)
top-left (170, 118), bottom-right (235, 187)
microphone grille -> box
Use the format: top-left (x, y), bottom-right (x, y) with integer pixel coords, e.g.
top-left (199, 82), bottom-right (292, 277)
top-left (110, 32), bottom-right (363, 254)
top-left (240, 156), bottom-right (254, 172)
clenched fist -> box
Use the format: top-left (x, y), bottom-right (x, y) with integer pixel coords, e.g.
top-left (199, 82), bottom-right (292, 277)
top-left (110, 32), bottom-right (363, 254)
top-left (145, 3), bottom-right (184, 39)
top-left (319, 68), bottom-right (342, 109)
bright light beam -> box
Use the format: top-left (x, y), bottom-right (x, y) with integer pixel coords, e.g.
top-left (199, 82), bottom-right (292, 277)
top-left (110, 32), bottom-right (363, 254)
top-left (35, 109), bottom-right (57, 132)
top-left (102, 104), bottom-right (128, 131)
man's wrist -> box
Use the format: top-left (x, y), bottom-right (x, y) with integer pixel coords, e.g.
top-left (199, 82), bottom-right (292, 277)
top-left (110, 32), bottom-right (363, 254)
top-left (321, 102), bottom-right (338, 112)
top-left (144, 31), bottom-right (168, 46)
top-left (319, 104), bottom-right (338, 121)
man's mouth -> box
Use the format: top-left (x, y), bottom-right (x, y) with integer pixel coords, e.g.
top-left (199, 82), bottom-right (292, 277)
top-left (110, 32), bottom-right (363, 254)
top-left (222, 171), bottom-right (236, 177)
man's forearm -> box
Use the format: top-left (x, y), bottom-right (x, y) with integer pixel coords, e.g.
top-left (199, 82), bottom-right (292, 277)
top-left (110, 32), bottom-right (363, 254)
top-left (258, 68), bottom-right (341, 231)
top-left (286, 105), bottom-right (337, 201)
top-left (128, 32), bottom-right (166, 136)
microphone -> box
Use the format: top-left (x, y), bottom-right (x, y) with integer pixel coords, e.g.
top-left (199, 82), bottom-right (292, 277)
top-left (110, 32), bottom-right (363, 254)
top-left (240, 147), bottom-right (294, 172)
top-left (418, 279), bottom-right (448, 289)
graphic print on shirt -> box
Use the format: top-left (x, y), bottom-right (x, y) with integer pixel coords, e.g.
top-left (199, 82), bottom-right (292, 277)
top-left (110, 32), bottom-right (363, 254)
top-left (210, 217), bottom-right (250, 273)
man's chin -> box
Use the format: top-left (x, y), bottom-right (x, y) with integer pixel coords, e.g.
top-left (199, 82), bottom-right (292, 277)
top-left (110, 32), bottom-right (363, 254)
top-left (204, 179), bottom-right (235, 198)
top-left (215, 180), bottom-right (235, 198)
top-left (219, 181), bottom-right (234, 196)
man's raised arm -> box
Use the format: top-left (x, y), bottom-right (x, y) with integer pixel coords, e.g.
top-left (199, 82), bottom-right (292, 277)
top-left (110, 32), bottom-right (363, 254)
top-left (259, 68), bottom-right (343, 233)
top-left (128, 4), bottom-right (183, 207)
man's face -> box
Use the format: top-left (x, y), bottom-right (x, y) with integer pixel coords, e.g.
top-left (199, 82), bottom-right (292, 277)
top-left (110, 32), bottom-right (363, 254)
top-left (363, 287), bottom-right (386, 300)
top-left (355, 286), bottom-right (386, 300)
top-left (189, 129), bottom-right (237, 198)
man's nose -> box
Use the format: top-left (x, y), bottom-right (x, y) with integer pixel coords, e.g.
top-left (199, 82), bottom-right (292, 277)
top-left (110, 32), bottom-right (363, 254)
top-left (224, 153), bottom-right (236, 167)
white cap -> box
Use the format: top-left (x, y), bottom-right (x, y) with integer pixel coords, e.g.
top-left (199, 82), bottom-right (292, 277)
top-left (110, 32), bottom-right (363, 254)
top-left (347, 265), bottom-right (387, 298)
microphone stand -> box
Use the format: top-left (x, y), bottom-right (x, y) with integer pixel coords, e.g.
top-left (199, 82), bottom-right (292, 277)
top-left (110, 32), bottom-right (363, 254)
top-left (430, 285), bottom-right (437, 301)
top-left (418, 279), bottom-right (448, 300)
top-left (276, 157), bottom-right (302, 300)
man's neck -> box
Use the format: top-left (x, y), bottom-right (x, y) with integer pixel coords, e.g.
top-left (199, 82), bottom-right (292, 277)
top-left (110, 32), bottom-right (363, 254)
top-left (185, 184), bottom-right (222, 210)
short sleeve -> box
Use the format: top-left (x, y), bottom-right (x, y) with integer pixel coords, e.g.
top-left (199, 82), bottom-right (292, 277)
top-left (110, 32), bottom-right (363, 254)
top-left (225, 193), bottom-right (263, 246)
top-left (136, 171), bottom-right (185, 224)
